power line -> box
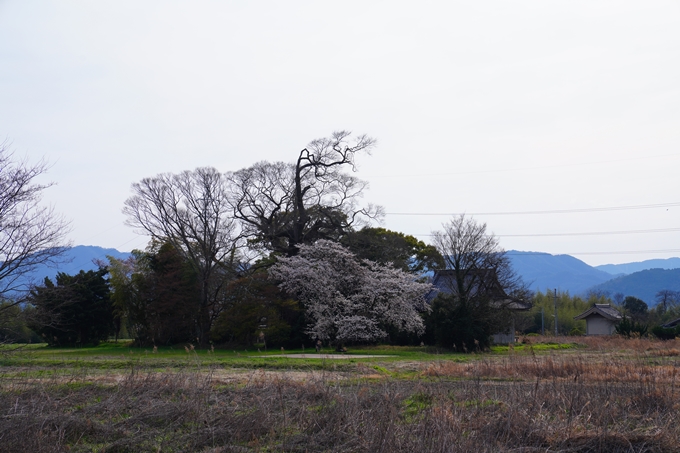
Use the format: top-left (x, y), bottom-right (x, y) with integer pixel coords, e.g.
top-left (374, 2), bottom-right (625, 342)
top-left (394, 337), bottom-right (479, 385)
top-left (414, 227), bottom-right (680, 238)
top-left (501, 227), bottom-right (680, 237)
top-left (532, 249), bottom-right (680, 255)
top-left (363, 152), bottom-right (679, 178)
top-left (386, 201), bottom-right (680, 216)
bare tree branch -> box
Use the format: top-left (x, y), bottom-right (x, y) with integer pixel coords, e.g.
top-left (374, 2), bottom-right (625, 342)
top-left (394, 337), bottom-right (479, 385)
top-left (123, 167), bottom-right (241, 343)
top-left (0, 142), bottom-right (71, 308)
top-left (227, 131), bottom-right (383, 257)
top-left (432, 214), bottom-right (524, 303)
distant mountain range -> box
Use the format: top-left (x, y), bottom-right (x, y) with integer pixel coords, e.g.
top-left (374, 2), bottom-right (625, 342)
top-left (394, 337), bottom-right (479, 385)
top-left (506, 251), bottom-right (613, 295)
top-left (12, 246), bottom-right (680, 307)
top-left (586, 268), bottom-right (680, 304)
top-left (595, 258), bottom-right (680, 276)
top-left (22, 245), bottom-right (131, 286)
top-left (507, 251), bottom-right (680, 305)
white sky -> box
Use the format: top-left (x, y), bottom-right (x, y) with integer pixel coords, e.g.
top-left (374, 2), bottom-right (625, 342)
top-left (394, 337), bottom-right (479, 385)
top-left (1, 1), bottom-right (679, 266)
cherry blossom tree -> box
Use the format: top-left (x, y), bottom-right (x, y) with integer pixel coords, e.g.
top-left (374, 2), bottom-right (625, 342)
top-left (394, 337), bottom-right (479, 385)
top-left (270, 240), bottom-right (431, 346)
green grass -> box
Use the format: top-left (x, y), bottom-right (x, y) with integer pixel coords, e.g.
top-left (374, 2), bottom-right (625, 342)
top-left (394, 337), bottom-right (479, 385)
top-left (489, 342), bottom-right (582, 353)
top-left (0, 340), bottom-right (587, 380)
top-left (1, 341), bottom-right (473, 371)
top-left (402, 391), bottom-right (434, 422)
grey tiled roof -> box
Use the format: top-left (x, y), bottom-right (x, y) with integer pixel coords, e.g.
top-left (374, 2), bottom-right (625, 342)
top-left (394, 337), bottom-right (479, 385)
top-left (574, 304), bottom-right (623, 321)
top-left (429, 269), bottom-right (531, 311)
top-left (661, 318), bottom-right (680, 328)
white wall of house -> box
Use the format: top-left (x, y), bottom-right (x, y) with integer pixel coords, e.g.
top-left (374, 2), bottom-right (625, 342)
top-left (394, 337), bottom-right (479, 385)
top-left (492, 318), bottom-right (516, 344)
top-left (585, 314), bottom-right (616, 335)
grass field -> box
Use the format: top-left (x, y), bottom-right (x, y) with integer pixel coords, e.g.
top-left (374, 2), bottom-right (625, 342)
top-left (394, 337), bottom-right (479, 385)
top-left (1, 336), bottom-right (679, 452)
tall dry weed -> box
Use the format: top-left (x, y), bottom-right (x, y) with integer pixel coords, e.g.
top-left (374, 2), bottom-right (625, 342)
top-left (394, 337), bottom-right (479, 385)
top-left (1, 364), bottom-right (679, 452)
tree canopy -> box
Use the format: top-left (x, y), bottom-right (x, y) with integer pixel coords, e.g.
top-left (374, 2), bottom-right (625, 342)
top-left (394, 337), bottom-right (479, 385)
top-left (341, 227), bottom-right (444, 274)
top-left (228, 131), bottom-right (383, 257)
top-left (108, 242), bottom-right (204, 345)
top-left (28, 268), bottom-right (113, 346)
top-left (123, 167), bottom-right (242, 343)
top-left (622, 295), bottom-right (648, 321)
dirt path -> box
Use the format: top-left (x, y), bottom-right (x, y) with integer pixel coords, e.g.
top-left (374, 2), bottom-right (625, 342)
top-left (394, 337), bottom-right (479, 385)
top-left (254, 353), bottom-right (394, 359)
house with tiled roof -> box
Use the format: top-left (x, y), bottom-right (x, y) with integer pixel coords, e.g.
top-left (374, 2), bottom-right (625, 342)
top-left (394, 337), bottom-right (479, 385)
top-left (573, 304), bottom-right (623, 335)
top-left (661, 318), bottom-right (680, 329)
top-left (430, 269), bottom-right (531, 344)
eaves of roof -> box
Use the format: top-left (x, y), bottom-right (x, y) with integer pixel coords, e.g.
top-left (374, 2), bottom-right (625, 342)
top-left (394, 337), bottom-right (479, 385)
top-left (661, 318), bottom-right (680, 329)
top-left (574, 304), bottom-right (623, 321)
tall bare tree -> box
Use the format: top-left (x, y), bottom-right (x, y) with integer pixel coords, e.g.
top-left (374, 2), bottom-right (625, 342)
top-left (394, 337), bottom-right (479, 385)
top-left (655, 290), bottom-right (678, 313)
top-left (432, 214), bottom-right (522, 302)
top-left (123, 167), bottom-right (240, 343)
top-left (228, 131), bottom-right (383, 257)
top-left (428, 214), bottom-right (527, 350)
top-left (0, 142), bottom-right (70, 306)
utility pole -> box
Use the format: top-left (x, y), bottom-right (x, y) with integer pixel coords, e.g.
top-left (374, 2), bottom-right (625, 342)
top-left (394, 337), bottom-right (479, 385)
top-left (541, 307), bottom-right (545, 336)
top-left (553, 289), bottom-right (558, 336)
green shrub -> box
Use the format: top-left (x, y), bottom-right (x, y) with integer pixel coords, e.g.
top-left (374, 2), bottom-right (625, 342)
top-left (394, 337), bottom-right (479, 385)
top-left (651, 325), bottom-right (680, 341)
top-left (615, 316), bottom-right (648, 338)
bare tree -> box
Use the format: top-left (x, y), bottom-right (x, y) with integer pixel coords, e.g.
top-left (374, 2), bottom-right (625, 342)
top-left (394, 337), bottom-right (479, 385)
top-left (613, 292), bottom-right (625, 306)
top-left (123, 167), bottom-right (241, 343)
top-left (429, 214), bottom-right (527, 350)
top-left (655, 290), bottom-right (679, 313)
top-left (228, 131), bottom-right (383, 257)
top-left (432, 214), bottom-right (523, 303)
top-left (0, 142), bottom-right (70, 307)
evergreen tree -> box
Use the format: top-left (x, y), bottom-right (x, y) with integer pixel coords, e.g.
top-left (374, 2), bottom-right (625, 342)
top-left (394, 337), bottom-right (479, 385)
top-left (29, 268), bottom-right (113, 346)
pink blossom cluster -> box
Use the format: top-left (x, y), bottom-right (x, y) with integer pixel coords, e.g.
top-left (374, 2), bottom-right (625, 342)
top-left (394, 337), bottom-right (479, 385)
top-left (270, 240), bottom-right (432, 344)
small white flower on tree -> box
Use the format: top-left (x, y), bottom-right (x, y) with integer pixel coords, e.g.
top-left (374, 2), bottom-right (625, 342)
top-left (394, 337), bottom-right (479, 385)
top-left (270, 240), bottom-right (431, 346)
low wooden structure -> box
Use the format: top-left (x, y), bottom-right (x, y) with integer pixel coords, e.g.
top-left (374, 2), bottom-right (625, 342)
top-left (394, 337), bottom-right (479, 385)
top-left (573, 304), bottom-right (623, 335)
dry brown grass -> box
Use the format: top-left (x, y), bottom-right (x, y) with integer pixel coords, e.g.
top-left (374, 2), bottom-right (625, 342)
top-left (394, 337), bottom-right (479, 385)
top-left (2, 368), bottom-right (678, 452)
top-left (423, 354), bottom-right (680, 384)
top-left (2, 337), bottom-right (680, 452)
top-left (530, 335), bottom-right (680, 356)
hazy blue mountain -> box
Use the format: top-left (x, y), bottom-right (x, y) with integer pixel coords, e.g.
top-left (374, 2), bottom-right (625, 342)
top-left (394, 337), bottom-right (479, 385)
top-left (585, 268), bottom-right (680, 305)
top-left (507, 251), bottom-right (614, 295)
top-left (595, 258), bottom-right (680, 275)
top-left (22, 245), bottom-right (131, 286)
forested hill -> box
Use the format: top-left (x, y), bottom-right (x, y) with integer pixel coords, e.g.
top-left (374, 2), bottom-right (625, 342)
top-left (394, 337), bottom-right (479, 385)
top-left (595, 258), bottom-right (680, 276)
top-left (26, 245), bottom-right (131, 285)
top-left (585, 268), bottom-right (680, 305)
top-left (506, 251), bottom-right (613, 295)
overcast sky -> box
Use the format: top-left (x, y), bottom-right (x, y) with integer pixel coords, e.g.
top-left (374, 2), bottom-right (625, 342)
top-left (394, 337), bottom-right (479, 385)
top-left (1, 1), bottom-right (679, 266)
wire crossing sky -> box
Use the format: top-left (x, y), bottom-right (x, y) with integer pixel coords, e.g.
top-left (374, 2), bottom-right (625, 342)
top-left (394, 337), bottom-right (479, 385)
top-left (1, 1), bottom-right (679, 266)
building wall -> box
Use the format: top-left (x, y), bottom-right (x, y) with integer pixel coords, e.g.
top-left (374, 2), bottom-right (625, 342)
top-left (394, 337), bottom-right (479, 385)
top-left (492, 318), bottom-right (516, 344)
top-left (586, 315), bottom-right (616, 335)
top-left (492, 332), bottom-right (515, 344)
